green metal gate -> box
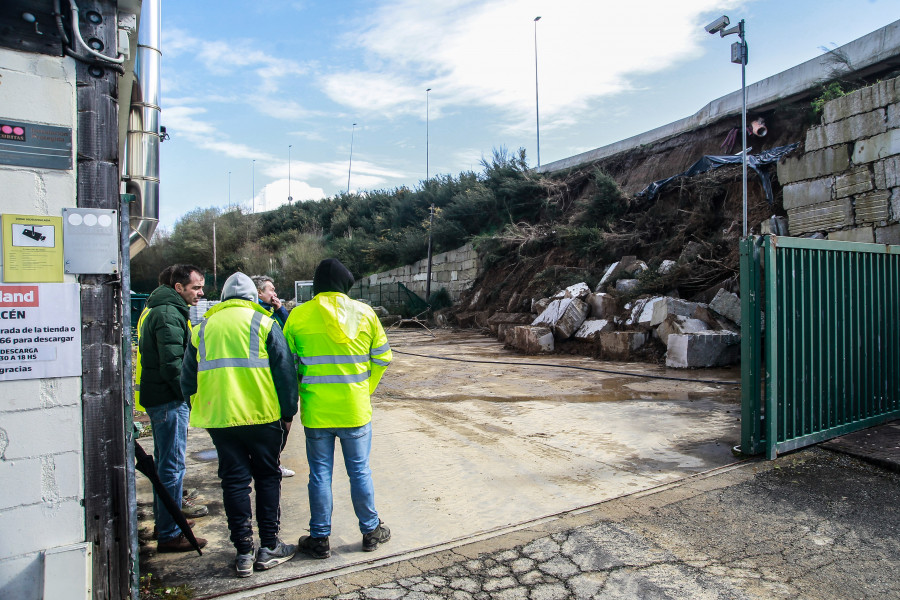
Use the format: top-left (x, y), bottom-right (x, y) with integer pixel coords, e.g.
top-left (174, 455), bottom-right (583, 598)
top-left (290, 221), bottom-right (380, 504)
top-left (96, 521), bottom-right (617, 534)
top-left (741, 235), bottom-right (900, 459)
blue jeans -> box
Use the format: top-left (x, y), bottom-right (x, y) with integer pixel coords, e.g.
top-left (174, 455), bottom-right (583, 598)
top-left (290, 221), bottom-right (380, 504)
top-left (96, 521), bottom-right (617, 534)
top-left (145, 400), bottom-right (190, 542)
top-left (305, 423), bottom-right (379, 537)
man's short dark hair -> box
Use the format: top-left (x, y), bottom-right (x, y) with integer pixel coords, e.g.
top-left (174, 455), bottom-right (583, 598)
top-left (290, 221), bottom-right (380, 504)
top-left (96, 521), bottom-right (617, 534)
top-left (171, 264), bottom-right (203, 288)
top-left (158, 265), bottom-right (176, 287)
top-left (251, 275), bottom-right (275, 292)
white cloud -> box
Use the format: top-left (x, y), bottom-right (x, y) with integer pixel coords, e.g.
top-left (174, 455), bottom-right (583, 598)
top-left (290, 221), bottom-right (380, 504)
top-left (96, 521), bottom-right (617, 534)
top-left (258, 179), bottom-right (326, 211)
top-left (322, 0), bottom-right (746, 133)
top-left (162, 27), bottom-right (312, 116)
top-left (262, 158), bottom-right (408, 191)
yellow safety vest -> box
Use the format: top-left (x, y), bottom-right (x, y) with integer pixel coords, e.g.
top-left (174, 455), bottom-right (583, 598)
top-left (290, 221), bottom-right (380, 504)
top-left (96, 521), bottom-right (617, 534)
top-left (283, 292), bottom-right (392, 428)
top-left (134, 305), bottom-right (191, 412)
top-left (187, 299), bottom-right (281, 428)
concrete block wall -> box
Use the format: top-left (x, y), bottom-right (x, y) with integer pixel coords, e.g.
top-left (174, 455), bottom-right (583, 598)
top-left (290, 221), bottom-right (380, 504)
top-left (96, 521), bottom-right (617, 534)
top-left (777, 76), bottom-right (900, 243)
top-left (0, 49), bottom-right (85, 600)
top-left (365, 243), bottom-right (481, 301)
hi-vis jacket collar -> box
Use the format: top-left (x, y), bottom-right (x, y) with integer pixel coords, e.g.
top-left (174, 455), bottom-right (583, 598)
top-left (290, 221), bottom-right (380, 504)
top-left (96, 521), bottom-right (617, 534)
top-left (203, 298), bottom-right (273, 319)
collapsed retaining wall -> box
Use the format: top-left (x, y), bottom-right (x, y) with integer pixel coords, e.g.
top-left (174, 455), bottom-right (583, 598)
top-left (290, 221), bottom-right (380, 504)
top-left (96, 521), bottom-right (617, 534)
top-left (777, 76), bottom-right (900, 242)
top-left (364, 243), bottom-right (481, 301)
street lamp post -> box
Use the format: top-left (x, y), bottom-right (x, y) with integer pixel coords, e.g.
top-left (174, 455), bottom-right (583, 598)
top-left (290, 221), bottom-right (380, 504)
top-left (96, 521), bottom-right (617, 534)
top-left (706, 15), bottom-right (748, 236)
top-left (347, 123), bottom-right (357, 194)
top-left (288, 144), bottom-right (293, 204)
top-left (534, 16), bottom-right (541, 168)
top-left (425, 203), bottom-right (434, 302)
top-left (251, 159), bottom-right (256, 213)
top-left (228, 170), bottom-right (231, 208)
top-left (426, 88), bottom-right (432, 181)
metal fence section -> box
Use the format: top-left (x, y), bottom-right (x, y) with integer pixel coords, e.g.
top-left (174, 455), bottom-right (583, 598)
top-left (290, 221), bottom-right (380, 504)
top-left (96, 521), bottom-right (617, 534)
top-left (349, 281), bottom-right (429, 317)
top-left (741, 235), bottom-right (900, 459)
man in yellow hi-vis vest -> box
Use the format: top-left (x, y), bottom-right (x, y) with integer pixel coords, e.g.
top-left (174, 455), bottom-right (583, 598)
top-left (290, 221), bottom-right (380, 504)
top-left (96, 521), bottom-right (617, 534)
top-left (181, 272), bottom-right (299, 577)
top-left (283, 258), bottom-right (392, 559)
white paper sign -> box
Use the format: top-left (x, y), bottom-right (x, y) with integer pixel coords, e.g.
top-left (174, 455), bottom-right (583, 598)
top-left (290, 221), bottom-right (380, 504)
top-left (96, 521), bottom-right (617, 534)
top-left (0, 283), bottom-right (81, 381)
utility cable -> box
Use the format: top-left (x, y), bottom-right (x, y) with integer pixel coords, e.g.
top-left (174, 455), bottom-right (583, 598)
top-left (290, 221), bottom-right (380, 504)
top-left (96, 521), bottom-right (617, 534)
top-left (391, 348), bottom-right (740, 386)
top-left (68, 0), bottom-right (126, 64)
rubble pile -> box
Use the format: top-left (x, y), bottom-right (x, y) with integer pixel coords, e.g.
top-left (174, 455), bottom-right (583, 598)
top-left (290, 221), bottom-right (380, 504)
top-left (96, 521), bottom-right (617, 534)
top-left (483, 256), bottom-right (742, 369)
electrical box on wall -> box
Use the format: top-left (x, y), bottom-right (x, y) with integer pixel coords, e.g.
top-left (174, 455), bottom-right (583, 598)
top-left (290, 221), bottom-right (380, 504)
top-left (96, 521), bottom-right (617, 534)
top-left (62, 208), bottom-right (119, 274)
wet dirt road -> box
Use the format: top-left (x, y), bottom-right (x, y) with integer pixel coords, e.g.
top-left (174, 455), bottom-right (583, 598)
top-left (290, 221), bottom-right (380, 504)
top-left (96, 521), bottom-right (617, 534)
top-left (138, 329), bottom-right (742, 598)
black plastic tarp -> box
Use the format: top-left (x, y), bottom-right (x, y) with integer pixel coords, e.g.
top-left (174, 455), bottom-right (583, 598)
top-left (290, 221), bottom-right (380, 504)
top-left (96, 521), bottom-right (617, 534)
top-left (637, 142), bottom-right (800, 204)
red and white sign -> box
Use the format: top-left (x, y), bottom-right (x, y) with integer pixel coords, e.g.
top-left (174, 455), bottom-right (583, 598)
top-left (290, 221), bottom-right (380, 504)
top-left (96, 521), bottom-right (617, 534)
top-left (0, 285), bottom-right (39, 307)
top-left (0, 283), bottom-right (80, 381)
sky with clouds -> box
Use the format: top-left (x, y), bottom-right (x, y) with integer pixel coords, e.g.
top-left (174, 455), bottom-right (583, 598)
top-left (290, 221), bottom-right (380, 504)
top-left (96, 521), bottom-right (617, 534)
top-left (156, 0), bottom-right (897, 229)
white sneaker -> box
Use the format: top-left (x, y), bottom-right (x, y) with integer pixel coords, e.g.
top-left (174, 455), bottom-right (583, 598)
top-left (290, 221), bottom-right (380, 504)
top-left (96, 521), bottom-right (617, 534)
top-left (279, 465), bottom-right (295, 477)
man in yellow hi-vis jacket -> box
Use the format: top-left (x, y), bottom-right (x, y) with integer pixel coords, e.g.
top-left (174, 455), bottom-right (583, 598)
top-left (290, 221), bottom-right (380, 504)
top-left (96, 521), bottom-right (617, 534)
top-left (283, 258), bottom-right (392, 558)
top-left (181, 272), bottom-right (299, 577)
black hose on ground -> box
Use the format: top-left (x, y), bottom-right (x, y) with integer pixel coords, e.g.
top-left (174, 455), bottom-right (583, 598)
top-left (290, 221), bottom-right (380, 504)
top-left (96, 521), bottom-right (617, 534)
top-left (391, 349), bottom-right (740, 386)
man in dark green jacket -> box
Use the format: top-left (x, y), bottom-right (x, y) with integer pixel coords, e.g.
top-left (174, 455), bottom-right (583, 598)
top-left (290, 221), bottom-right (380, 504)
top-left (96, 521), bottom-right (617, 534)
top-left (139, 264), bottom-right (209, 553)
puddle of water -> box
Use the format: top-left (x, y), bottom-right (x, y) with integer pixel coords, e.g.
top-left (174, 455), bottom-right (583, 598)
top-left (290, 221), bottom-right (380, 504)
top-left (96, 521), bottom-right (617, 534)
top-left (192, 449), bottom-right (218, 461)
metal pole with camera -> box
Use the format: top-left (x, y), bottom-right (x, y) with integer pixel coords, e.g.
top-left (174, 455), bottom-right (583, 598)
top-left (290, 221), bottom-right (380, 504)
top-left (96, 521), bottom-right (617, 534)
top-left (705, 15), bottom-right (748, 237)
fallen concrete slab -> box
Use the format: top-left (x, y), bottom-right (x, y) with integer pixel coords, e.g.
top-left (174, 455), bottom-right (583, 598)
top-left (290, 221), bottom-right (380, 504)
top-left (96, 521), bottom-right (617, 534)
top-left (507, 324), bottom-right (554, 352)
top-left (666, 331), bottom-right (741, 368)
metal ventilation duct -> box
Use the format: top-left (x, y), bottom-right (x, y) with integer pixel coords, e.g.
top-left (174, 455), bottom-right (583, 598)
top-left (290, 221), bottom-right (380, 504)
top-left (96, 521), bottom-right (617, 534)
top-left (125, 0), bottom-right (160, 257)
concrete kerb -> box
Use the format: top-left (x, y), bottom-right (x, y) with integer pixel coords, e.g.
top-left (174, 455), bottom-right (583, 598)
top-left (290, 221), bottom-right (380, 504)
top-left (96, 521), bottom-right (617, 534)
top-left (211, 459), bottom-right (758, 600)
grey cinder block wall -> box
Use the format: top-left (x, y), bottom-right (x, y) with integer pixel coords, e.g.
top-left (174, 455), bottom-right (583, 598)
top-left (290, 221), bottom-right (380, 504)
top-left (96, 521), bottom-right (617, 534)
top-left (363, 243), bottom-right (481, 301)
top-left (777, 76), bottom-right (900, 243)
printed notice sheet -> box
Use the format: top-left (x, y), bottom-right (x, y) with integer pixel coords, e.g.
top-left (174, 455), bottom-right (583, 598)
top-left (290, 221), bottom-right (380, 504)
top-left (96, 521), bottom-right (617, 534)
top-left (0, 283), bottom-right (81, 381)
top-left (2, 214), bottom-right (64, 282)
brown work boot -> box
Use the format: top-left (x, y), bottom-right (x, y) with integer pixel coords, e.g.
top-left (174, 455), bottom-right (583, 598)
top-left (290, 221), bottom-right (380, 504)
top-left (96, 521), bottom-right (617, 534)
top-left (157, 533), bottom-right (207, 553)
top-left (150, 520), bottom-right (195, 540)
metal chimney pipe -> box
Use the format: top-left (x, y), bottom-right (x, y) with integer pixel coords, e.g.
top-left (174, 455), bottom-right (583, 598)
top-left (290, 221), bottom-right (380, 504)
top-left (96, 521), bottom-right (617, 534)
top-left (125, 0), bottom-right (161, 257)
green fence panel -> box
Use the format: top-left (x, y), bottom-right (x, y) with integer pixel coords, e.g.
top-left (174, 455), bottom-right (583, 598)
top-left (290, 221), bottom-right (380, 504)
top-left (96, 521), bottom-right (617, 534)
top-left (742, 235), bottom-right (900, 458)
top-left (348, 281), bottom-right (429, 317)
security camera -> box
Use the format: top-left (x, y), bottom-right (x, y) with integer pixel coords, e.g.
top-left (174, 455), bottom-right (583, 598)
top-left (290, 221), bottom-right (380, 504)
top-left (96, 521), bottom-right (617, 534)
top-left (22, 226), bottom-right (45, 242)
top-left (705, 15), bottom-right (730, 35)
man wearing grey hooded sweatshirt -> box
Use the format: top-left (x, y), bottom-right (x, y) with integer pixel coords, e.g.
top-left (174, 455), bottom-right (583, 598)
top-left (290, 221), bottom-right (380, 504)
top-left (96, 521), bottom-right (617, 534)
top-left (181, 272), bottom-right (299, 577)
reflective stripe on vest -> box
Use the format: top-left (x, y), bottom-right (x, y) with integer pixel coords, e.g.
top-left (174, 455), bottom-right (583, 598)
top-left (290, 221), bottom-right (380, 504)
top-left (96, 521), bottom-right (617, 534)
top-left (303, 371), bottom-right (372, 385)
top-left (198, 311), bottom-right (270, 371)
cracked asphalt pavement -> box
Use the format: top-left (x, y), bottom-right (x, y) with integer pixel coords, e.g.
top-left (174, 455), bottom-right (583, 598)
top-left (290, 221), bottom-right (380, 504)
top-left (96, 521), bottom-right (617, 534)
top-left (253, 447), bottom-right (900, 600)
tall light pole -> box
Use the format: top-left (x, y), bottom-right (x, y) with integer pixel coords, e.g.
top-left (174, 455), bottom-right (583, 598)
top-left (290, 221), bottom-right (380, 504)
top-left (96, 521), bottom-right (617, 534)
top-left (425, 203), bottom-right (434, 302)
top-left (228, 170), bottom-right (231, 208)
top-left (534, 16), bottom-right (541, 168)
top-left (347, 123), bottom-right (357, 194)
top-left (706, 15), bottom-right (748, 236)
top-left (251, 159), bottom-right (256, 213)
top-left (288, 144), bottom-right (293, 204)
top-left (426, 88), bottom-right (432, 181)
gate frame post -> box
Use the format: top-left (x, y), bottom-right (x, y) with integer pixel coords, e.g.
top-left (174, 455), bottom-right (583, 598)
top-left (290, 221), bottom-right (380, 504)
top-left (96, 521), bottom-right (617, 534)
top-left (740, 236), bottom-right (764, 455)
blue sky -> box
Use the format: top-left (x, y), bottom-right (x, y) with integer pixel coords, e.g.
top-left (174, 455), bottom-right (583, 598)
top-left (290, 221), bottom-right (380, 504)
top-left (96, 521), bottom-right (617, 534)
top-left (157, 0), bottom-right (897, 230)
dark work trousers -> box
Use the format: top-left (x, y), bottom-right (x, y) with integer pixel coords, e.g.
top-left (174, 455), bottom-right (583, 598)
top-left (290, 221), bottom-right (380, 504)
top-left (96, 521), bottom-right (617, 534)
top-left (207, 421), bottom-right (284, 553)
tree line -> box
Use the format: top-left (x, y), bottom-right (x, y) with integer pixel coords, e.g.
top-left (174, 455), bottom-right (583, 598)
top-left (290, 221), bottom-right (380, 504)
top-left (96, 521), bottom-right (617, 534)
top-left (132, 148), bottom-right (555, 298)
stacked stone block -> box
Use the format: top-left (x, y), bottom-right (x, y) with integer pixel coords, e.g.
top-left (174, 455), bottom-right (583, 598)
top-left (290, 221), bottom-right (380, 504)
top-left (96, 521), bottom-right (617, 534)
top-left (778, 77), bottom-right (900, 243)
top-left (366, 243), bottom-right (481, 302)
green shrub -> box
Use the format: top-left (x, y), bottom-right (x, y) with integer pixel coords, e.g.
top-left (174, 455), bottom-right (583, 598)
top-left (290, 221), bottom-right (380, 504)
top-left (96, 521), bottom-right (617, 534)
top-left (572, 169), bottom-right (626, 227)
top-left (427, 288), bottom-right (452, 310)
top-left (811, 82), bottom-right (846, 115)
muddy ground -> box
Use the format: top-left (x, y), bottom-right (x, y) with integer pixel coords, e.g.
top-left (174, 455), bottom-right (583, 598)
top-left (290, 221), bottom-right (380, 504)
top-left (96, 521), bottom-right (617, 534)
top-left (138, 329), bottom-right (742, 598)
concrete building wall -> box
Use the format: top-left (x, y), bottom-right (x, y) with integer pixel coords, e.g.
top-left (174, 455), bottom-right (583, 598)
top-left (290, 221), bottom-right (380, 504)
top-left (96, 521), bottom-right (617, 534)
top-left (777, 76), bottom-right (900, 242)
top-left (0, 49), bottom-right (85, 600)
top-left (364, 243), bottom-right (481, 301)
